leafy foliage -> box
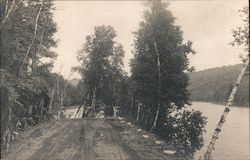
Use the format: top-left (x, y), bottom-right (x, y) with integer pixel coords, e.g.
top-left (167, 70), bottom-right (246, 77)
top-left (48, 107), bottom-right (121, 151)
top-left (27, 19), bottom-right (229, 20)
top-left (156, 107), bottom-right (207, 154)
top-left (127, 0), bottom-right (206, 154)
top-left (230, 6), bottom-right (249, 54)
top-left (0, 0), bottom-right (58, 149)
top-left (75, 25), bottom-right (126, 116)
top-left (1, 0), bottom-right (57, 75)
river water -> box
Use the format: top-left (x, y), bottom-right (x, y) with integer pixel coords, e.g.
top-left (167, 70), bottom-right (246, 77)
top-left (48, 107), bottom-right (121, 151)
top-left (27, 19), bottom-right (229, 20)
top-left (192, 102), bottom-right (249, 160)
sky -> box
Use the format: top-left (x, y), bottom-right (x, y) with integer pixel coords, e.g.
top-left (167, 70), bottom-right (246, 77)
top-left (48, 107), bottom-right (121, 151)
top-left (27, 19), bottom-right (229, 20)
top-left (52, 0), bottom-right (248, 79)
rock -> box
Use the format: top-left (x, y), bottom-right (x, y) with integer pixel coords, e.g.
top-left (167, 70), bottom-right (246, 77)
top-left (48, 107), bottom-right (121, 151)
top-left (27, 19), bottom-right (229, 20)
top-left (155, 140), bottom-right (163, 144)
top-left (136, 129), bottom-right (142, 132)
top-left (117, 117), bottom-right (123, 120)
top-left (100, 115), bottom-right (104, 118)
top-left (163, 150), bottom-right (176, 155)
top-left (142, 134), bottom-right (149, 139)
top-left (173, 124), bottom-right (178, 128)
top-left (13, 131), bottom-right (19, 136)
top-left (120, 121), bottom-right (125, 123)
top-left (127, 122), bottom-right (132, 125)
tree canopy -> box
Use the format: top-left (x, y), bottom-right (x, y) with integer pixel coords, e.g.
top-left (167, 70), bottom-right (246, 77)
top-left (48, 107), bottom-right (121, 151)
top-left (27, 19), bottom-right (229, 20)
top-left (129, 0), bottom-right (206, 154)
top-left (75, 25), bottom-right (126, 116)
top-left (230, 6), bottom-right (249, 55)
top-left (0, 0), bottom-right (64, 149)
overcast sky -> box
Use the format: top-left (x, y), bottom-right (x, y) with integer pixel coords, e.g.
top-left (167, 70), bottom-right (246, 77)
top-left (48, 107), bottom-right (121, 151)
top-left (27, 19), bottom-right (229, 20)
top-left (52, 0), bottom-right (248, 79)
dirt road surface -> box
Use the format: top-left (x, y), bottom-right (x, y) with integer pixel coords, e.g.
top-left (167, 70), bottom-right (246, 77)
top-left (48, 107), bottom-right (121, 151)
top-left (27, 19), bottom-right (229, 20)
top-left (2, 118), bottom-right (191, 160)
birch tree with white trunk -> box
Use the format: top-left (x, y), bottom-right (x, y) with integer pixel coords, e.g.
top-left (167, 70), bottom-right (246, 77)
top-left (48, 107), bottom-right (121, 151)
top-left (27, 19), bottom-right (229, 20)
top-left (201, 6), bottom-right (249, 160)
top-left (130, 0), bottom-right (206, 154)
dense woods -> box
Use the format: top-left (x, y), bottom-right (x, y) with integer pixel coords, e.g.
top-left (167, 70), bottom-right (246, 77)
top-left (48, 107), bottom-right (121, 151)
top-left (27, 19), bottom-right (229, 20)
top-left (0, 0), bottom-right (77, 150)
top-left (188, 64), bottom-right (249, 106)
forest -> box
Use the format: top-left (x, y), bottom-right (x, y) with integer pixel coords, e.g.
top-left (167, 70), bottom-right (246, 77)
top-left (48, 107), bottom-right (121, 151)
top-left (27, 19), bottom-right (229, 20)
top-left (1, 0), bottom-right (248, 158)
top-left (189, 64), bottom-right (249, 106)
top-left (0, 0), bottom-right (81, 150)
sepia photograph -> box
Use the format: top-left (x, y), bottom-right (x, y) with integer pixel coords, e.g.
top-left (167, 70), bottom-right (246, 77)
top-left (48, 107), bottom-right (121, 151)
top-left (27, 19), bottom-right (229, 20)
top-left (0, 0), bottom-right (249, 160)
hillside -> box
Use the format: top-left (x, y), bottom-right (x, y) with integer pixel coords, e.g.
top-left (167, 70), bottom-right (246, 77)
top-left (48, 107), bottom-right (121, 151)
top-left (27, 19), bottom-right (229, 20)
top-left (69, 78), bottom-right (80, 86)
top-left (188, 64), bottom-right (249, 106)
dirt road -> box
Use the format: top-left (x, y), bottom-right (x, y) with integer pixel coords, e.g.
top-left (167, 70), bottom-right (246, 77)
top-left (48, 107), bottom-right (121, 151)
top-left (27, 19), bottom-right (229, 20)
top-left (3, 118), bottom-right (190, 160)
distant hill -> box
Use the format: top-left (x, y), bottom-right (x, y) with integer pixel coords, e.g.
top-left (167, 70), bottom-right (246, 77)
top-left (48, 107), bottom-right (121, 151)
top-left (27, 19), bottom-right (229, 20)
top-left (188, 64), bottom-right (249, 106)
top-left (69, 78), bottom-right (80, 87)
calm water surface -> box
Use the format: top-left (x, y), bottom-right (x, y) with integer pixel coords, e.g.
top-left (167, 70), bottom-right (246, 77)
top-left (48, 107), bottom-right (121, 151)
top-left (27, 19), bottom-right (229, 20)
top-left (192, 102), bottom-right (249, 160)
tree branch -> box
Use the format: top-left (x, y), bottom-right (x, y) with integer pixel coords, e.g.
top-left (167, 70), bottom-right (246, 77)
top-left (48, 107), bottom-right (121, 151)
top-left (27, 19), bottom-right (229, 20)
top-left (0, 0), bottom-right (16, 29)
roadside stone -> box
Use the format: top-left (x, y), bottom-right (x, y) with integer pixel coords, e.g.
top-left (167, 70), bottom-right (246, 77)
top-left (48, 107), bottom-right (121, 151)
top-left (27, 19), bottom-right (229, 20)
top-left (155, 140), bottom-right (163, 144)
top-left (142, 134), bottom-right (150, 139)
top-left (126, 122), bottom-right (132, 126)
top-left (163, 150), bottom-right (176, 155)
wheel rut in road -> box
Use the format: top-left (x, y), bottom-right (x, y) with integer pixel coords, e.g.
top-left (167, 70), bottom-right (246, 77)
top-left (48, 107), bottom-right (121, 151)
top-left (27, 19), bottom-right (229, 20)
top-left (3, 119), bottom-right (190, 160)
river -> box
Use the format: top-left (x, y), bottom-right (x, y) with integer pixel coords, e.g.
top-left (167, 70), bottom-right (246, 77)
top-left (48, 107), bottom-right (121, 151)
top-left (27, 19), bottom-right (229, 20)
top-left (192, 102), bottom-right (249, 160)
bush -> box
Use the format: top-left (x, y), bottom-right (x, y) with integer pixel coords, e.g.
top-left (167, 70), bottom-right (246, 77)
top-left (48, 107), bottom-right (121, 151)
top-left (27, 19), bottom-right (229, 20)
top-left (155, 106), bottom-right (207, 154)
top-left (1, 69), bottom-right (51, 149)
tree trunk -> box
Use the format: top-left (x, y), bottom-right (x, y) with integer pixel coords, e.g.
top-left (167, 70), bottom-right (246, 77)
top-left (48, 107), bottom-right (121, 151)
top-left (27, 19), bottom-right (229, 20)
top-left (130, 97), bottom-right (134, 118)
top-left (59, 94), bottom-right (64, 110)
top-left (1, 89), bottom-right (12, 149)
top-left (111, 83), bottom-right (114, 116)
top-left (136, 102), bottom-right (141, 121)
top-left (81, 91), bottom-right (91, 118)
top-left (0, 0), bottom-right (16, 28)
top-left (91, 86), bottom-right (97, 116)
top-left (33, 29), bottom-right (45, 73)
top-left (49, 78), bottom-right (58, 114)
top-left (141, 109), bottom-right (145, 125)
top-left (57, 110), bottom-right (60, 118)
top-left (201, 56), bottom-right (249, 160)
top-left (5, 0), bottom-right (9, 15)
top-left (151, 106), bottom-right (160, 131)
top-left (81, 107), bottom-right (87, 118)
top-left (150, 41), bottom-right (161, 131)
top-left (75, 92), bottom-right (87, 118)
top-left (40, 99), bottom-right (43, 115)
top-left (18, 0), bottom-right (44, 76)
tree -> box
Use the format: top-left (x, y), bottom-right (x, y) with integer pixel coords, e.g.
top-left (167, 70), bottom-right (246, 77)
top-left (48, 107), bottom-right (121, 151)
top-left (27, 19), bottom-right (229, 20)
top-left (0, 0), bottom-right (17, 28)
top-left (130, 0), bottom-right (206, 154)
top-left (75, 25), bottom-right (125, 116)
top-left (131, 0), bottom-right (194, 129)
top-left (201, 6), bottom-right (249, 160)
top-left (1, 0), bottom-right (57, 76)
top-left (230, 6), bottom-right (249, 56)
top-left (0, 0), bottom-right (58, 149)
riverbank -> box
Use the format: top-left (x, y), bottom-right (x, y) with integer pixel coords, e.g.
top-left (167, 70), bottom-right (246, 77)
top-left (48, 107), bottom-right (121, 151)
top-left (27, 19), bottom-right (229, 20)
top-left (191, 101), bottom-right (249, 108)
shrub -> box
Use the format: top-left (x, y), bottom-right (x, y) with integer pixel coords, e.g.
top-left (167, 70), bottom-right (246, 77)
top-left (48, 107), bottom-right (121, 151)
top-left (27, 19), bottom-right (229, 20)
top-left (156, 106), bottom-right (207, 154)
